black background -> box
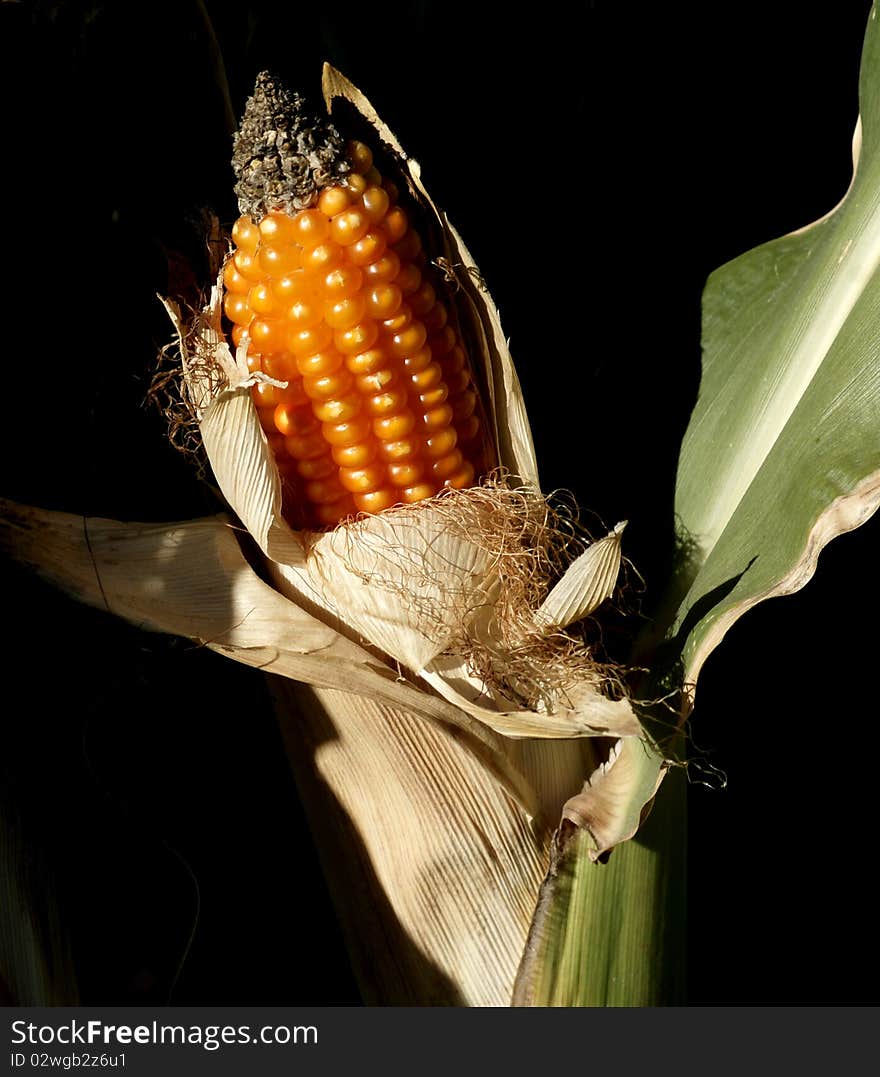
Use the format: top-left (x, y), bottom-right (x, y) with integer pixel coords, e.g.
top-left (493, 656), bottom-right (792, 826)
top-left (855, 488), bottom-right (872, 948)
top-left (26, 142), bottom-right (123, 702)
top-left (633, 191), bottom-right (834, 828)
top-left (0, 0), bottom-right (877, 1006)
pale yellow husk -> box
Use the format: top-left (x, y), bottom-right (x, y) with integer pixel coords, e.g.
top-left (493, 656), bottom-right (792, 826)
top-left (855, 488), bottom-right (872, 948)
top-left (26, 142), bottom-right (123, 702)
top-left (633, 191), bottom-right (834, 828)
top-left (276, 682), bottom-right (547, 1005)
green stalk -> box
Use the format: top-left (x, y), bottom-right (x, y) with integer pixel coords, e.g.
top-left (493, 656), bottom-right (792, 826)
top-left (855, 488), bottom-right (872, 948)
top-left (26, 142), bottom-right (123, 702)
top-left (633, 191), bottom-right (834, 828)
top-left (514, 759), bottom-right (685, 1006)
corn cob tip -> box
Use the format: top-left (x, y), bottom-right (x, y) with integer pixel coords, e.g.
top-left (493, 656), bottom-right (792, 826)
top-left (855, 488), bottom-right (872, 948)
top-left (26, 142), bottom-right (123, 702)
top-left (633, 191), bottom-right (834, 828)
top-left (232, 71), bottom-right (351, 219)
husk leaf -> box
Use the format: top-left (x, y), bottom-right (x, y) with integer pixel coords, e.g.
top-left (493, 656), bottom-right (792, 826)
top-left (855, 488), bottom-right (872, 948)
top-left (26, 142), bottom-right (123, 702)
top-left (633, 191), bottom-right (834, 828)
top-left (534, 522), bottom-right (626, 629)
top-left (0, 498), bottom-right (539, 814)
top-left (274, 681), bottom-right (546, 1005)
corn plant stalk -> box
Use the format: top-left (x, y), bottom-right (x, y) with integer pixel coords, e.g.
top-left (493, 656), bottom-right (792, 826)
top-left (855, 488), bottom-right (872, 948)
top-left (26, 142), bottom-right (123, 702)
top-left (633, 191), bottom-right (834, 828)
top-left (514, 767), bottom-right (686, 1006)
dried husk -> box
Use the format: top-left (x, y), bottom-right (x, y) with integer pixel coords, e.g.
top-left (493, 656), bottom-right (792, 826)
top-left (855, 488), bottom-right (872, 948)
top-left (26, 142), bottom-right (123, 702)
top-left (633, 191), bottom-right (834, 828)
top-left (535, 522), bottom-right (627, 629)
top-left (275, 681), bottom-right (547, 1005)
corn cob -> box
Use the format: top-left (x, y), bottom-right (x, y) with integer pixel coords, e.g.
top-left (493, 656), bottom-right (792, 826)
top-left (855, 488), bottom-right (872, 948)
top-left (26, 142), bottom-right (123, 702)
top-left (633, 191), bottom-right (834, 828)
top-left (224, 72), bottom-right (492, 530)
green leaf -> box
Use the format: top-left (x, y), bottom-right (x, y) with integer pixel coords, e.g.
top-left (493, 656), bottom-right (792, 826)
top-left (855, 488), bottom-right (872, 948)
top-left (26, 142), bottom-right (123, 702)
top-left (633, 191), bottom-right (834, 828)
top-left (671, 3), bottom-right (880, 688)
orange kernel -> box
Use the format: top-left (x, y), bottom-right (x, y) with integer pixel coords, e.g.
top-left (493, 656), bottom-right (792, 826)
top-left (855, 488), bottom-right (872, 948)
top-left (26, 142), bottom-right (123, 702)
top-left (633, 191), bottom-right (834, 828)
top-left (425, 428), bottom-right (458, 458)
top-left (296, 455), bottom-right (336, 481)
top-left (387, 461), bottom-right (424, 487)
top-left (365, 388), bottom-right (408, 416)
top-left (421, 403), bottom-right (455, 433)
top-left (362, 186), bottom-right (390, 222)
top-left (452, 389), bottom-right (477, 422)
top-left (373, 411), bottom-right (415, 440)
top-left (402, 346), bottom-right (433, 374)
top-left (347, 230), bottom-right (387, 266)
top-left (394, 230), bottom-right (422, 262)
top-left (248, 282), bottom-right (278, 316)
top-left (322, 265), bottom-right (364, 298)
top-left (223, 293), bottom-right (252, 325)
top-left (258, 243), bottom-right (303, 276)
top-left (258, 212), bottom-right (300, 245)
top-left (284, 430), bottom-right (326, 460)
top-left (296, 349), bottom-right (344, 377)
top-left (339, 462), bottom-right (386, 494)
top-left (303, 242), bottom-right (343, 274)
top-left (288, 323), bottom-right (334, 356)
top-left (409, 360), bottom-right (443, 392)
top-left (390, 321), bottom-right (428, 358)
top-left (429, 326), bottom-right (457, 357)
top-left (322, 416), bottom-right (372, 447)
top-left (303, 368), bottom-right (354, 401)
top-left (355, 367), bottom-right (396, 393)
top-left (458, 414), bottom-right (481, 442)
top-left (286, 297), bottom-right (324, 329)
top-left (430, 450), bottom-right (464, 480)
top-left (347, 140), bottom-right (373, 174)
top-left (383, 206), bottom-right (408, 244)
top-left (252, 381), bottom-right (283, 409)
top-left (272, 271), bottom-right (312, 305)
top-left (363, 250), bottom-right (400, 284)
top-left (324, 294), bottom-right (367, 330)
top-left (316, 497), bottom-right (357, 526)
top-left (273, 401), bottom-right (312, 437)
top-left (395, 263), bottom-right (422, 295)
top-left (335, 321), bottom-right (379, 355)
top-left (223, 259), bottom-right (250, 293)
top-left (444, 462), bottom-right (475, 489)
top-left (345, 347), bottom-right (389, 376)
top-left (408, 281), bottom-right (436, 317)
top-left (366, 283), bottom-right (403, 319)
top-left (332, 440), bottom-right (377, 468)
top-left (311, 393), bottom-right (362, 423)
top-left (306, 477), bottom-right (347, 505)
top-left (401, 482), bottom-right (437, 504)
top-left (346, 173), bottom-right (368, 197)
top-left (419, 385), bottom-right (449, 409)
top-left (377, 436), bottom-right (420, 462)
top-left (318, 186), bottom-right (352, 217)
top-left (331, 207), bottom-right (370, 246)
top-left (292, 209), bottom-right (330, 247)
top-left (231, 217), bottom-right (260, 251)
top-left (353, 487), bottom-right (398, 514)
top-left (249, 317), bottom-right (287, 353)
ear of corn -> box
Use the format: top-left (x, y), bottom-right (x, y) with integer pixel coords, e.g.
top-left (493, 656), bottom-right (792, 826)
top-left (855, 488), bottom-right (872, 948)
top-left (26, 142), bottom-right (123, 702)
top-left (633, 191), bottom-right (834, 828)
top-left (0, 67), bottom-right (671, 1008)
top-left (223, 73), bottom-right (492, 530)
